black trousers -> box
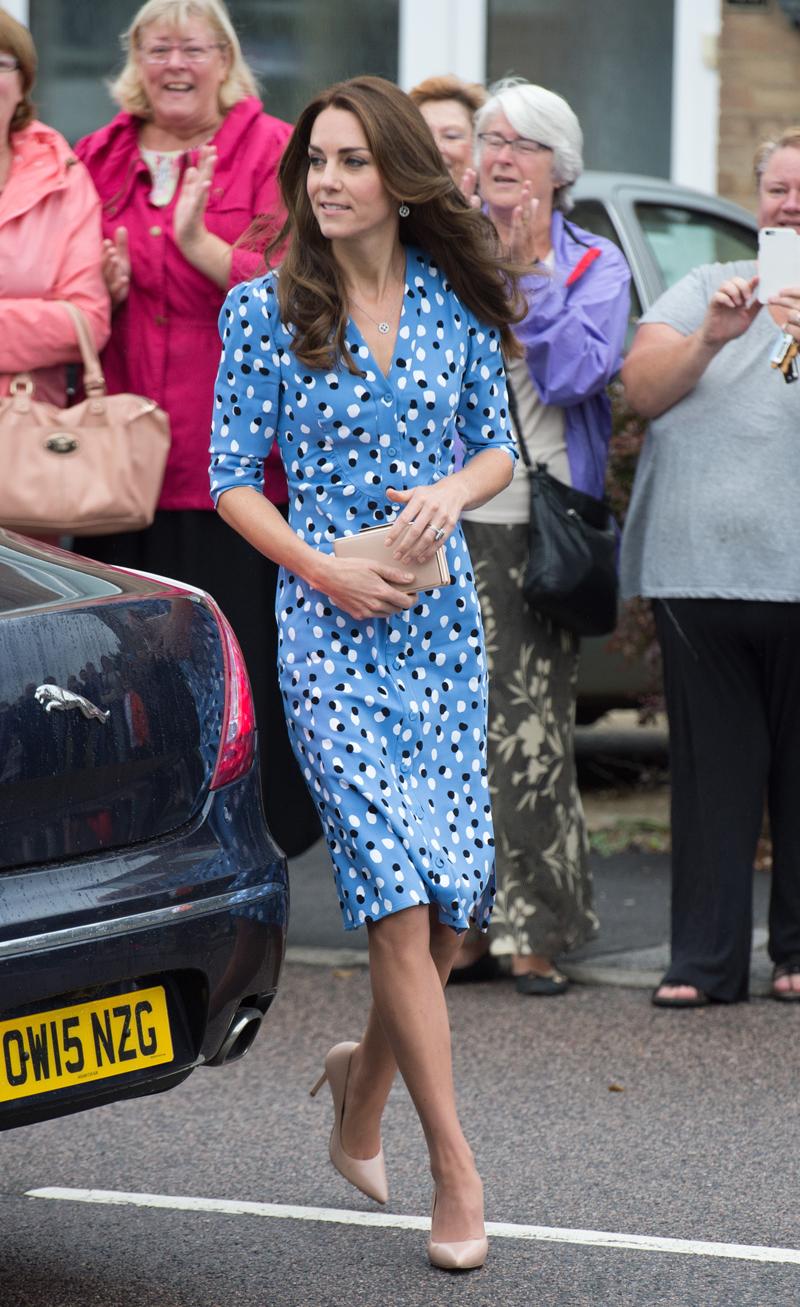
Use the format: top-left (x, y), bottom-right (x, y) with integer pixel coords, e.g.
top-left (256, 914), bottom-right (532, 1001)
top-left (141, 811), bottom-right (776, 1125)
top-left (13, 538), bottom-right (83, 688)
top-left (78, 508), bottom-right (321, 858)
top-left (654, 598), bottom-right (800, 1001)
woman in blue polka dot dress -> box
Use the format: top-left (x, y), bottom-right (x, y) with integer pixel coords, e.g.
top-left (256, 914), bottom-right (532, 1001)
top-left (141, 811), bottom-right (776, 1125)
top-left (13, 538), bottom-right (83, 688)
top-left (210, 76), bottom-right (521, 1271)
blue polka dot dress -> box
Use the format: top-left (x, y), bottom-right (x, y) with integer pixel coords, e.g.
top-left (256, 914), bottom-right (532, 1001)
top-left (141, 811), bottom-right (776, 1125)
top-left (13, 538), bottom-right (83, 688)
top-left (210, 246), bottom-right (515, 933)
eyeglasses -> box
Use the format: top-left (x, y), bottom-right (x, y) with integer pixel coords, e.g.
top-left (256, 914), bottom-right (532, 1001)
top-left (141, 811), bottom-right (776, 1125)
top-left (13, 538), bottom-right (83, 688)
top-left (0, 55), bottom-right (20, 74)
top-left (477, 131), bottom-right (551, 157)
top-left (139, 42), bottom-right (225, 64)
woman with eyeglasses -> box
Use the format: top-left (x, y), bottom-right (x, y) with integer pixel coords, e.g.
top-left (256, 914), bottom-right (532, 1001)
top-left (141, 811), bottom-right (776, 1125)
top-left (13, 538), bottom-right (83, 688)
top-left (73, 0), bottom-right (321, 857)
top-left (453, 79), bottom-right (631, 995)
top-left (0, 8), bottom-right (108, 414)
top-left (408, 74), bottom-right (486, 194)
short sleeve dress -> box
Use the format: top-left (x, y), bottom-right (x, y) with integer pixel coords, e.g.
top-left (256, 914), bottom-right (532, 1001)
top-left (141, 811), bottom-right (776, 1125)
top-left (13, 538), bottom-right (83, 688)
top-left (210, 245), bottom-right (515, 933)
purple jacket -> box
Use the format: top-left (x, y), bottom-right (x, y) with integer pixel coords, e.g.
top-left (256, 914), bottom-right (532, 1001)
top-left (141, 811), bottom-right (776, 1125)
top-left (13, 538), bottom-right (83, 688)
top-left (516, 210), bottom-right (631, 499)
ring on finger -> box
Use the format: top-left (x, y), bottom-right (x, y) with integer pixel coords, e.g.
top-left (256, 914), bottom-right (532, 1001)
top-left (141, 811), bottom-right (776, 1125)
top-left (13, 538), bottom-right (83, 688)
top-left (431, 525), bottom-right (446, 542)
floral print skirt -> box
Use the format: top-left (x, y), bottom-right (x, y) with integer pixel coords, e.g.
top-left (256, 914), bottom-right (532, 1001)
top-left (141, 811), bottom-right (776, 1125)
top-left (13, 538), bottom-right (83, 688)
top-left (463, 520), bottom-right (598, 958)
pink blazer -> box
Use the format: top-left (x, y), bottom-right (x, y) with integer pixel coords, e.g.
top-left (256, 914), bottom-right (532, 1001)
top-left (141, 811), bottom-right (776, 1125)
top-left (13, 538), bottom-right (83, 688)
top-left (76, 98), bottom-right (292, 510)
top-left (0, 121), bottom-right (110, 404)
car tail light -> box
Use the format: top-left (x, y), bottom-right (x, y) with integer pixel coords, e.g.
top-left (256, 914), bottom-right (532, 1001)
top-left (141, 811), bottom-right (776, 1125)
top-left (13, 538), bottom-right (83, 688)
top-left (206, 598), bottom-right (256, 790)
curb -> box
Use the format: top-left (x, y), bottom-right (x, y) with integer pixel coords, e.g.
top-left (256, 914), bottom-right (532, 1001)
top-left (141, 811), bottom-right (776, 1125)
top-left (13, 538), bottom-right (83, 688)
top-left (285, 945), bottom-right (368, 968)
top-left (285, 947), bottom-right (776, 998)
top-left (284, 946), bottom-right (658, 989)
top-left (561, 962), bottom-right (661, 990)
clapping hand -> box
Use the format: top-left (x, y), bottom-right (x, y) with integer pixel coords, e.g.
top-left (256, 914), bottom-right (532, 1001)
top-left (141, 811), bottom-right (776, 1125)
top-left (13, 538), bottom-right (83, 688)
top-left (102, 226), bottom-right (130, 307)
top-left (505, 181), bottom-right (539, 264)
top-left (459, 168), bottom-right (482, 210)
top-left (174, 144), bottom-right (217, 253)
top-left (460, 170), bottom-right (539, 265)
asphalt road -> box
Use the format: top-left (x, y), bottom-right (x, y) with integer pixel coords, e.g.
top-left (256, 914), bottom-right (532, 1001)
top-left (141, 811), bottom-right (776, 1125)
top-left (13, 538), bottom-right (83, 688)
top-left (2, 964), bottom-right (799, 1307)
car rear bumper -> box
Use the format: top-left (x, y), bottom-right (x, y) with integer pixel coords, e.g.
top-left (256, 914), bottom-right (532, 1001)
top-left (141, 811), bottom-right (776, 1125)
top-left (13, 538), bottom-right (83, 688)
top-left (0, 765), bottom-right (289, 1130)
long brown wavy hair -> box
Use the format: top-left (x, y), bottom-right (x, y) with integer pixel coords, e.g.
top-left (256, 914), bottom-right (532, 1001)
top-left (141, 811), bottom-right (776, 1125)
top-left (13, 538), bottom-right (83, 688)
top-left (251, 75), bottom-right (524, 374)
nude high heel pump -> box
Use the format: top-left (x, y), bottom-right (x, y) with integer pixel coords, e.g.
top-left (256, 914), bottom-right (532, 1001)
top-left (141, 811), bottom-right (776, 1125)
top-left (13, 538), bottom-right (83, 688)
top-left (427, 1192), bottom-right (489, 1271)
top-left (309, 1040), bottom-right (388, 1205)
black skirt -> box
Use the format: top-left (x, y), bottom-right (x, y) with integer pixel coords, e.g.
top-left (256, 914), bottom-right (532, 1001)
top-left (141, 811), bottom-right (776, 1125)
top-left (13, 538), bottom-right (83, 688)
top-left (78, 507), bottom-right (320, 857)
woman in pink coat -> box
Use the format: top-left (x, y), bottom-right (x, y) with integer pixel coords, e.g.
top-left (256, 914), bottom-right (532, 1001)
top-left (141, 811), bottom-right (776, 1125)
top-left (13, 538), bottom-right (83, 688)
top-left (74, 0), bottom-right (319, 855)
top-left (0, 10), bottom-right (108, 404)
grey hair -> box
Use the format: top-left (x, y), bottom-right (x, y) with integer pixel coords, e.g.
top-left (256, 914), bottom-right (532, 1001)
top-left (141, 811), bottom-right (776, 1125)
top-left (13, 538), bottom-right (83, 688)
top-left (474, 77), bottom-right (583, 213)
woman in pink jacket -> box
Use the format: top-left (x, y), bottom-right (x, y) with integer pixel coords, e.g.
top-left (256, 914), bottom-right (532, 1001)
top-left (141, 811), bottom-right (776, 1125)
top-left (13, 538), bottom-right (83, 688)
top-left (74, 0), bottom-right (319, 855)
top-left (0, 10), bottom-right (108, 405)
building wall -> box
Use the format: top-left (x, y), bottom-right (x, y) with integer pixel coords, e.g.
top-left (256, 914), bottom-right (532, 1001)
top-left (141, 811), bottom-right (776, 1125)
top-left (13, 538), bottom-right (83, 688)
top-left (718, 0), bottom-right (800, 213)
top-left (21, 0), bottom-right (724, 196)
top-left (486, 0), bottom-right (675, 179)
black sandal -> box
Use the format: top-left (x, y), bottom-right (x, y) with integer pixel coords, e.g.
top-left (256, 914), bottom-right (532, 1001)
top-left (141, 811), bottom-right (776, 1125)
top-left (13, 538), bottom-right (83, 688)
top-left (514, 967), bottom-right (568, 997)
top-left (772, 960), bottom-right (800, 1002)
top-left (651, 982), bottom-right (709, 1009)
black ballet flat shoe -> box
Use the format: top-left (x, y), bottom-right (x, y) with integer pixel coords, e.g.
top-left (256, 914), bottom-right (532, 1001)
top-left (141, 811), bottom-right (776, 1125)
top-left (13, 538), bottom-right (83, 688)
top-left (514, 968), bottom-right (568, 997)
top-left (448, 952), bottom-right (501, 985)
top-left (772, 960), bottom-right (800, 1002)
top-left (651, 983), bottom-right (710, 1009)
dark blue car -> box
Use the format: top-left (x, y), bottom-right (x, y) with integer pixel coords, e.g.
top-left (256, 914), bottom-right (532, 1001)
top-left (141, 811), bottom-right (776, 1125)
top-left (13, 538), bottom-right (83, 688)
top-left (0, 530), bottom-right (288, 1130)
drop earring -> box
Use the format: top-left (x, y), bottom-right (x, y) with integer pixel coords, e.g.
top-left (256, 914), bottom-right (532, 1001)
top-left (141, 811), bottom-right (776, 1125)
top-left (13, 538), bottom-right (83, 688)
top-left (398, 202), bottom-right (410, 218)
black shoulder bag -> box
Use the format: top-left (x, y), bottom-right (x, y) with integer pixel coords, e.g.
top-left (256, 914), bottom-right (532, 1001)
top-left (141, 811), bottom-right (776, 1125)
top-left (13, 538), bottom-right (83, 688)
top-left (508, 378), bottom-right (619, 638)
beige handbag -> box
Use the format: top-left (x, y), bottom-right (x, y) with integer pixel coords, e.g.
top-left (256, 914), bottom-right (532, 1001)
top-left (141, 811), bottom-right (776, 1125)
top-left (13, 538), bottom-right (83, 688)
top-left (0, 301), bottom-right (170, 536)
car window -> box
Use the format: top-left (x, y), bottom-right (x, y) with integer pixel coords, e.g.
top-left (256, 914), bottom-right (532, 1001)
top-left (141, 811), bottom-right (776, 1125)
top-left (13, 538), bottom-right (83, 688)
top-left (570, 199), bottom-right (643, 352)
top-left (0, 548), bottom-right (121, 614)
top-left (635, 203), bottom-right (758, 289)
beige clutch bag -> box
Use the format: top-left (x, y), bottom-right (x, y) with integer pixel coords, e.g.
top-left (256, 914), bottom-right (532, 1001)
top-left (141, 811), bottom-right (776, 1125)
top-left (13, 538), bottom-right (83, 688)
top-left (333, 523), bottom-right (451, 591)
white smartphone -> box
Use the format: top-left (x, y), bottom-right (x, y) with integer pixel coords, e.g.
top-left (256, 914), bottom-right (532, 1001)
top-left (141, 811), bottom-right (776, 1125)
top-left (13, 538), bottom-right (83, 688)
top-left (757, 227), bottom-right (800, 303)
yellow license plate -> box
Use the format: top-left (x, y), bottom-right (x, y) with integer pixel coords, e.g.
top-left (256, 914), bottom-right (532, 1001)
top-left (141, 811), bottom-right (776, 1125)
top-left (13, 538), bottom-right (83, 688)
top-left (0, 985), bottom-right (174, 1103)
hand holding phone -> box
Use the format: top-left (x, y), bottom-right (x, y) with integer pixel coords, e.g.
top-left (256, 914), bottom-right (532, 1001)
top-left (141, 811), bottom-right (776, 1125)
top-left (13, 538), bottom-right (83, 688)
top-left (757, 227), bottom-right (800, 303)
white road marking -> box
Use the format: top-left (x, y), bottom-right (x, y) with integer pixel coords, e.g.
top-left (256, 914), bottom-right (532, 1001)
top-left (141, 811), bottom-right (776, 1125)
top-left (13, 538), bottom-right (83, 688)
top-left (26, 1187), bottom-right (800, 1267)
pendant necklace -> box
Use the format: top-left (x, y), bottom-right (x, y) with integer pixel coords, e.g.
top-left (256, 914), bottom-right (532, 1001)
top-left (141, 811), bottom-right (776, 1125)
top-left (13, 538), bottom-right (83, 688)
top-left (353, 305), bottom-right (391, 334)
top-left (349, 280), bottom-right (404, 335)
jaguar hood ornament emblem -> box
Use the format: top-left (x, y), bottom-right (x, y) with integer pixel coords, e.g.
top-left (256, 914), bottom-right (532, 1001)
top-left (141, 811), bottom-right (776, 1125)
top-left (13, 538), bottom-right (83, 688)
top-left (34, 684), bottom-right (110, 723)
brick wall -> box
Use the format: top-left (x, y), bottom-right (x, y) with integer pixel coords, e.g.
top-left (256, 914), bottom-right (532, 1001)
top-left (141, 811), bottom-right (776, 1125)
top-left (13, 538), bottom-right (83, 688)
top-left (718, 1), bottom-right (800, 211)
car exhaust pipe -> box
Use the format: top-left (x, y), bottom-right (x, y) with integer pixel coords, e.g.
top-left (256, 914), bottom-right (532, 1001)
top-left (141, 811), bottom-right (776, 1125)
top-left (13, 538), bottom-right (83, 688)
top-left (206, 1005), bottom-right (263, 1067)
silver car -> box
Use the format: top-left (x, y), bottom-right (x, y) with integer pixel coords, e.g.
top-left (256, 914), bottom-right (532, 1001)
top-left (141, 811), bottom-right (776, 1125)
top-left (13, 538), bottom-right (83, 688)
top-left (569, 173), bottom-right (758, 717)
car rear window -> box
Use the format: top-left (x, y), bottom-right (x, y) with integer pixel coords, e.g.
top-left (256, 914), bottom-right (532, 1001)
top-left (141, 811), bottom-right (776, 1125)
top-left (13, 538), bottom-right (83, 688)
top-left (0, 548), bottom-right (121, 614)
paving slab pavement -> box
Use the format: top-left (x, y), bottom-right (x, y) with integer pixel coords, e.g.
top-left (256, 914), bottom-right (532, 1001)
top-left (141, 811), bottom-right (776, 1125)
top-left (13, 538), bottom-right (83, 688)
top-left (285, 708), bottom-right (776, 994)
top-left (286, 834), bottom-right (774, 997)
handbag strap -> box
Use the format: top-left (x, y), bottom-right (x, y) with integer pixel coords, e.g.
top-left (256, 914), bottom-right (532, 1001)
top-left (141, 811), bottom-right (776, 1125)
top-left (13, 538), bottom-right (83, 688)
top-left (58, 301), bottom-right (107, 395)
top-left (506, 372), bottom-right (543, 475)
top-left (9, 301), bottom-right (107, 398)
top-left (507, 355), bottom-right (609, 495)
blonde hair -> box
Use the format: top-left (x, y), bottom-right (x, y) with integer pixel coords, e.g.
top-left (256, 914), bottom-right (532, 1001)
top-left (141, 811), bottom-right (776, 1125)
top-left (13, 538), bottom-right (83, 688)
top-left (754, 127), bottom-right (800, 189)
top-left (109, 0), bottom-right (258, 118)
top-left (0, 7), bottom-right (37, 134)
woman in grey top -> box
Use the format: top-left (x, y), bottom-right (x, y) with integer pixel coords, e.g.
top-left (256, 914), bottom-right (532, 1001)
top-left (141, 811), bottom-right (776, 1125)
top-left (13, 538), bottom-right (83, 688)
top-left (621, 128), bottom-right (800, 1007)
